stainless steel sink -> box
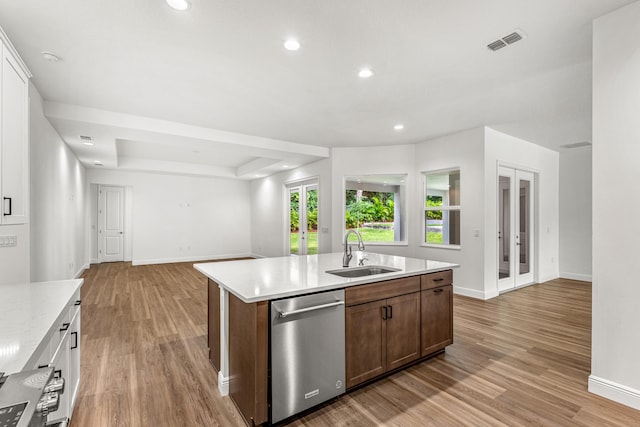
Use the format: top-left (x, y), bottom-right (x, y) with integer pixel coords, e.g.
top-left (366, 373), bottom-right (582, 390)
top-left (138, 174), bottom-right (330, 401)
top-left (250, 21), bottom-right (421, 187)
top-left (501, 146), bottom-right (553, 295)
top-left (325, 265), bottom-right (401, 278)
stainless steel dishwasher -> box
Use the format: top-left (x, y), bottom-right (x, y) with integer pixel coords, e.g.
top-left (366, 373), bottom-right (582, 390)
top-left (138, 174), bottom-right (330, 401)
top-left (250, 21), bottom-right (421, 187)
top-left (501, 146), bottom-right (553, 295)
top-left (270, 289), bottom-right (345, 424)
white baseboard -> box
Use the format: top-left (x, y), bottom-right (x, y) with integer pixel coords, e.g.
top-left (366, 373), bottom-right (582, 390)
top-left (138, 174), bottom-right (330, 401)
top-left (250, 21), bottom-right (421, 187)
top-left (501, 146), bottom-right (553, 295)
top-left (73, 263), bottom-right (90, 279)
top-left (250, 253), bottom-right (265, 259)
top-left (454, 286), bottom-right (498, 300)
top-left (218, 371), bottom-right (230, 396)
top-left (560, 272), bottom-right (592, 282)
top-left (132, 253), bottom-right (254, 266)
top-left (589, 375), bottom-right (640, 411)
top-left (90, 258), bottom-right (98, 264)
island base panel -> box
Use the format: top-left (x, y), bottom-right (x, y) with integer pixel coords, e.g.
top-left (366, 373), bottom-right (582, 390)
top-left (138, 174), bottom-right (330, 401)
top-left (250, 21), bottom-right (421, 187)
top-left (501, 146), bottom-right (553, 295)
top-left (228, 292), bottom-right (269, 426)
top-left (207, 279), bottom-right (220, 372)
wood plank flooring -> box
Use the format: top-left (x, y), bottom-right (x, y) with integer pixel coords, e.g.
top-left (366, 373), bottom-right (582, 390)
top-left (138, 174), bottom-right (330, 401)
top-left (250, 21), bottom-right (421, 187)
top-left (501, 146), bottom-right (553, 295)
top-left (70, 262), bottom-right (640, 426)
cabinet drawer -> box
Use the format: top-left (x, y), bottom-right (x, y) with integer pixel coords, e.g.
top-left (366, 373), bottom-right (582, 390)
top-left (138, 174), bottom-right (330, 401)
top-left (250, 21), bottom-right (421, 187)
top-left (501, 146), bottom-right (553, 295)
top-left (421, 270), bottom-right (452, 291)
top-left (346, 276), bottom-right (420, 306)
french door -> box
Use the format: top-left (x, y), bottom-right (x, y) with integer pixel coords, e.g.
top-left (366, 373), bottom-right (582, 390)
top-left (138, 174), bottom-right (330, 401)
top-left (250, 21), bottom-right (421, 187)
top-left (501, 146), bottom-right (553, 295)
top-left (288, 181), bottom-right (318, 255)
top-left (497, 167), bottom-right (534, 292)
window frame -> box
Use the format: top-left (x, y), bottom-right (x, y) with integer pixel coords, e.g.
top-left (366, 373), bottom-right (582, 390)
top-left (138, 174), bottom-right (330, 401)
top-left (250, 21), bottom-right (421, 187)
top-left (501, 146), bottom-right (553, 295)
top-left (342, 174), bottom-right (408, 247)
top-left (422, 168), bottom-right (461, 249)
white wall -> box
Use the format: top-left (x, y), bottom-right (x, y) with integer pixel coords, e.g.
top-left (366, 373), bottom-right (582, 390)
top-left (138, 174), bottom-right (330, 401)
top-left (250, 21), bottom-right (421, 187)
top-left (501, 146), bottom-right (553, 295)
top-left (559, 147), bottom-right (592, 281)
top-left (29, 83), bottom-right (88, 281)
top-left (484, 127), bottom-right (560, 295)
top-left (331, 145), bottom-right (417, 257)
top-left (415, 128), bottom-right (486, 298)
top-left (86, 169), bottom-right (251, 265)
top-left (251, 159), bottom-right (331, 257)
top-left (590, 0), bottom-right (640, 410)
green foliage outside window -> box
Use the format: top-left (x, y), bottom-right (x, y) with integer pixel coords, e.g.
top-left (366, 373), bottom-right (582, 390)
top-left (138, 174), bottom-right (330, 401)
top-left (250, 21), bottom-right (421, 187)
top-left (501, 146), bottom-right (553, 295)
top-left (426, 195), bottom-right (443, 220)
top-left (345, 191), bottom-right (394, 229)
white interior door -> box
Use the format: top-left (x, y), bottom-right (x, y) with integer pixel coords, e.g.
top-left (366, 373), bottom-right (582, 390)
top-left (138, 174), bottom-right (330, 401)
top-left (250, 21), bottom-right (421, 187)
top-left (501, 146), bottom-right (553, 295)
top-left (98, 185), bottom-right (124, 263)
top-left (497, 167), bottom-right (535, 292)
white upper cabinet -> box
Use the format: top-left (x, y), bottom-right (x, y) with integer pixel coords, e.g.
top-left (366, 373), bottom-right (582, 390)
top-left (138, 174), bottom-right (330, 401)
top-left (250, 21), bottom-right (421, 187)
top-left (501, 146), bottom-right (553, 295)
top-left (0, 29), bottom-right (30, 224)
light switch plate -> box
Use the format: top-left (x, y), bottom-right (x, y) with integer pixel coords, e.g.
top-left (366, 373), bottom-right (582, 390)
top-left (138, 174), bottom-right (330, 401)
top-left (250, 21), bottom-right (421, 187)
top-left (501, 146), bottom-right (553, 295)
top-left (0, 235), bottom-right (17, 247)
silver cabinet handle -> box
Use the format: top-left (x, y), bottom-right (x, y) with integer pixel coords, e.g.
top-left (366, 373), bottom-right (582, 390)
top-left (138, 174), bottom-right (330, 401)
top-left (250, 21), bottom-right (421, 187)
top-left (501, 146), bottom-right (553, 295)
top-left (278, 301), bottom-right (344, 318)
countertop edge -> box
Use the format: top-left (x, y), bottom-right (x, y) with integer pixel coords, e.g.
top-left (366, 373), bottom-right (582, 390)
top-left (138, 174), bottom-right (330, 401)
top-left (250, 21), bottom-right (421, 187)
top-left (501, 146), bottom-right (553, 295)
top-left (22, 279), bottom-right (84, 371)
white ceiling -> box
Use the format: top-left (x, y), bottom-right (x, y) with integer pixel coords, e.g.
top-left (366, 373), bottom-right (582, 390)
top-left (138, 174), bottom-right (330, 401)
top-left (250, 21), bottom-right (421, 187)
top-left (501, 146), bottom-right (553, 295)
top-left (0, 0), bottom-right (629, 179)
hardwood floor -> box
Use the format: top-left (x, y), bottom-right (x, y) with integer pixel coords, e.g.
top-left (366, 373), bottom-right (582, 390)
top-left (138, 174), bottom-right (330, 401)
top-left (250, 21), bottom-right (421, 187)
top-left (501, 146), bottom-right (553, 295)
top-left (71, 262), bottom-right (640, 426)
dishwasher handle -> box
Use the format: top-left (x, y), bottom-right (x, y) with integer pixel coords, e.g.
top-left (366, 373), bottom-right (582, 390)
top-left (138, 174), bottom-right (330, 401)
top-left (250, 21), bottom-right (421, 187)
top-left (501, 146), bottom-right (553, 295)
top-left (278, 301), bottom-right (345, 318)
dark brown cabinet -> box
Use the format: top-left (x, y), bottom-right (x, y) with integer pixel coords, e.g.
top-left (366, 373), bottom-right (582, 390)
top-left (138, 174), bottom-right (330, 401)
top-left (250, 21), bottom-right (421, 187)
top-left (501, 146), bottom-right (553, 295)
top-left (345, 276), bottom-right (421, 389)
top-left (421, 271), bottom-right (453, 357)
top-left (345, 299), bottom-right (387, 388)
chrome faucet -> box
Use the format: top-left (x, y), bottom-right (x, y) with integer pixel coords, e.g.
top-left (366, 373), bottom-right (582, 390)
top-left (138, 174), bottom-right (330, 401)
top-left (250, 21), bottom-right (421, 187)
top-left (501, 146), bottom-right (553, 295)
top-left (343, 230), bottom-right (365, 267)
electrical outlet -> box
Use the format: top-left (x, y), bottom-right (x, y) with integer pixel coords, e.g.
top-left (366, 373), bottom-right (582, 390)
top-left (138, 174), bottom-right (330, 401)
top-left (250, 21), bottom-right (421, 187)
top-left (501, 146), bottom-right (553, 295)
top-left (0, 235), bottom-right (17, 247)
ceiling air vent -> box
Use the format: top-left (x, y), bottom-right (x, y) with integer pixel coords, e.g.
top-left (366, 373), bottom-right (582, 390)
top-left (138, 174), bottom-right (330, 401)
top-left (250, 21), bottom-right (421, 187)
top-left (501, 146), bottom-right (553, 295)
top-left (502, 32), bottom-right (523, 45)
top-left (487, 30), bottom-right (526, 52)
top-left (487, 39), bottom-right (507, 51)
top-left (562, 141), bottom-right (592, 149)
top-left (80, 135), bottom-right (93, 141)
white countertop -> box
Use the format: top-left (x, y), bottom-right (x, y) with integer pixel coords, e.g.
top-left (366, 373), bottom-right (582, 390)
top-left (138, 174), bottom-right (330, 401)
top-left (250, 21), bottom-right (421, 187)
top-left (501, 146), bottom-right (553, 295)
top-left (0, 279), bottom-right (83, 374)
top-left (195, 252), bottom-right (458, 303)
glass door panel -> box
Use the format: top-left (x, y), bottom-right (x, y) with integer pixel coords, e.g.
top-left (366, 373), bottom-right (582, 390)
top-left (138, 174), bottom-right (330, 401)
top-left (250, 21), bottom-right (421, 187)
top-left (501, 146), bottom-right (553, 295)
top-left (518, 179), bottom-right (530, 275)
top-left (515, 170), bottom-right (534, 286)
top-left (289, 188), bottom-right (300, 255)
top-left (498, 175), bottom-right (511, 280)
top-left (497, 167), bottom-right (515, 292)
top-left (306, 187), bottom-right (318, 255)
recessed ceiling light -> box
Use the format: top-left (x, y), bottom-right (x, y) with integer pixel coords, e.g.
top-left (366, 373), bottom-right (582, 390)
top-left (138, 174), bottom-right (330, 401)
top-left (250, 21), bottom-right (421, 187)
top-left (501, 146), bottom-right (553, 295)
top-left (83, 142), bottom-right (94, 146)
top-left (394, 124), bottom-right (404, 131)
top-left (283, 165), bottom-right (289, 168)
top-left (358, 68), bottom-right (374, 78)
top-left (41, 51), bottom-right (61, 62)
top-left (283, 38), bottom-right (301, 51)
top-left (166, 0), bottom-right (191, 11)
top-left (93, 160), bottom-right (103, 166)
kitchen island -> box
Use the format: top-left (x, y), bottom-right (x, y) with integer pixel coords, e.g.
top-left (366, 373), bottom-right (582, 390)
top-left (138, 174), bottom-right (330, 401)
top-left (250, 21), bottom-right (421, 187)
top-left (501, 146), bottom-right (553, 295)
top-left (195, 252), bottom-right (457, 426)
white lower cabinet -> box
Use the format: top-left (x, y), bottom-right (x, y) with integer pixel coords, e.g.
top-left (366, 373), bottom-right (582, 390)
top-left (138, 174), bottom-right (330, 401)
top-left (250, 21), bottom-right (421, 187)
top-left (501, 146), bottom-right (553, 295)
top-left (68, 307), bottom-right (81, 411)
top-left (30, 291), bottom-right (81, 423)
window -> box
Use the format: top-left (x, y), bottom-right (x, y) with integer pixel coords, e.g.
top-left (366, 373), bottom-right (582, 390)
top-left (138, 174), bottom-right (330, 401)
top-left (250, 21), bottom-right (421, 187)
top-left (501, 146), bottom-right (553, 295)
top-left (344, 174), bottom-right (407, 244)
top-left (424, 169), bottom-right (460, 247)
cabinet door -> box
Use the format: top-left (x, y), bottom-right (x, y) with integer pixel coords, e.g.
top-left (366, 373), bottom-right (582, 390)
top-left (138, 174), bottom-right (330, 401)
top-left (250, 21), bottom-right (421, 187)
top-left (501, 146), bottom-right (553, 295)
top-left (421, 285), bottom-right (453, 357)
top-left (345, 300), bottom-right (387, 389)
top-left (68, 308), bottom-right (81, 415)
top-left (1, 44), bottom-right (28, 224)
top-left (386, 292), bottom-right (421, 371)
